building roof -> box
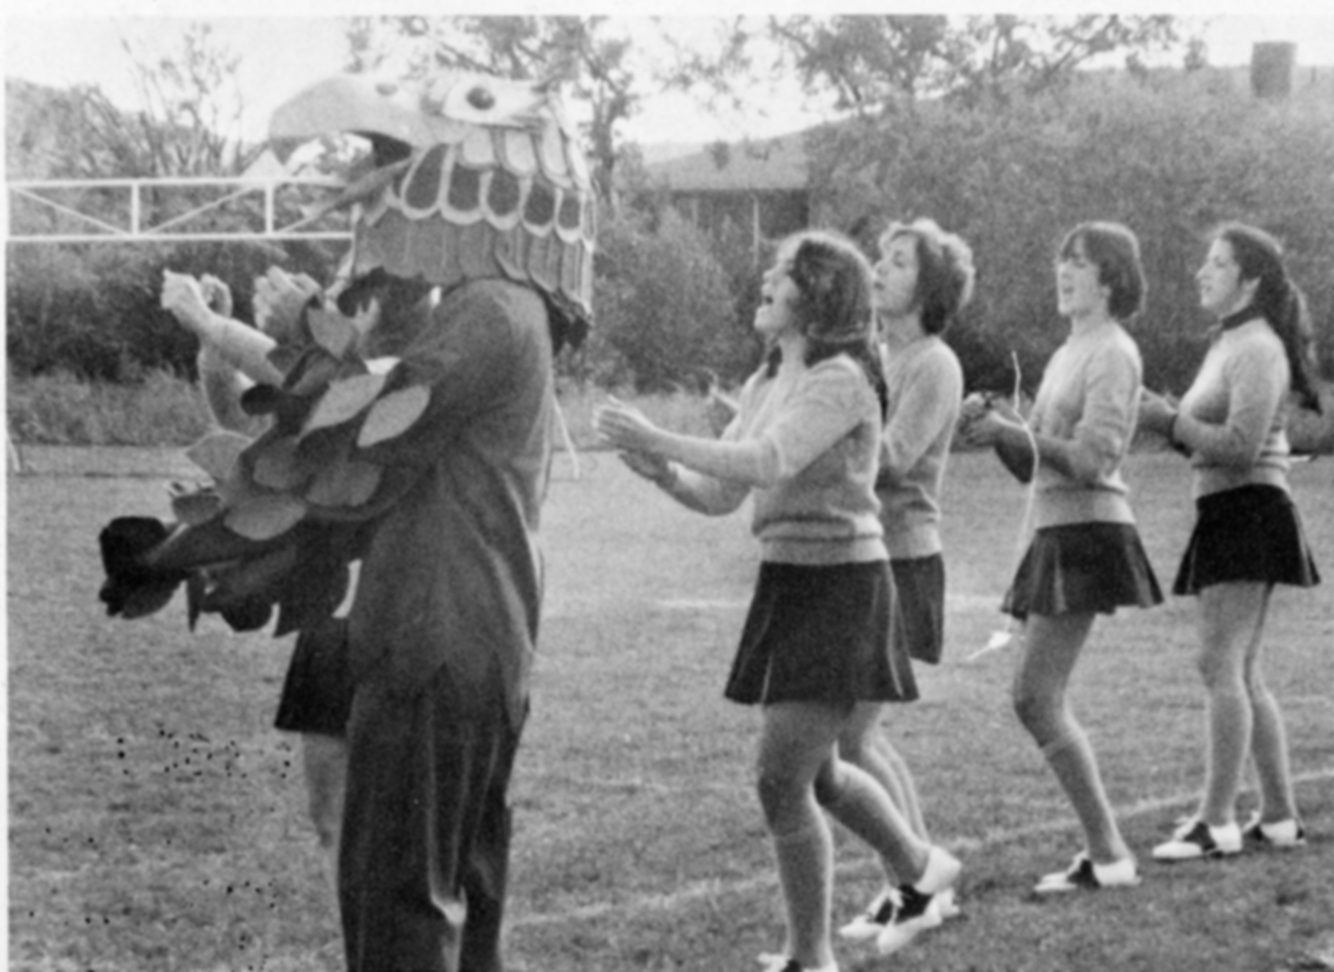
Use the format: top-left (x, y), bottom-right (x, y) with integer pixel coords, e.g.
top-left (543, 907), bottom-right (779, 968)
top-left (644, 128), bottom-right (811, 193)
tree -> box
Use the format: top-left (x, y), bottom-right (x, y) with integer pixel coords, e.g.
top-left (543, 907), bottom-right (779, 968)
top-left (695, 15), bottom-right (1186, 116)
top-left (60, 22), bottom-right (259, 179)
top-left (345, 16), bottom-right (639, 206)
top-left (768, 15), bottom-right (956, 108)
top-left (946, 15), bottom-right (1182, 106)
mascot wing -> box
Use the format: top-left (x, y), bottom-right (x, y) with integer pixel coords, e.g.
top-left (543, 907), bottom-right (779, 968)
top-left (96, 69), bottom-right (598, 638)
top-left (96, 307), bottom-right (422, 637)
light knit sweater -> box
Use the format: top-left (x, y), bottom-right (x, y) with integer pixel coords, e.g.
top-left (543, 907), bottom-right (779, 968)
top-left (1178, 316), bottom-right (1292, 499)
top-left (1029, 321), bottom-right (1142, 528)
top-left (708, 354), bottom-right (888, 565)
top-left (876, 336), bottom-right (963, 559)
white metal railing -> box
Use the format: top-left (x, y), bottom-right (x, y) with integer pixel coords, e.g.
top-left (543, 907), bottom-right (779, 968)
top-left (6, 176), bottom-right (354, 244)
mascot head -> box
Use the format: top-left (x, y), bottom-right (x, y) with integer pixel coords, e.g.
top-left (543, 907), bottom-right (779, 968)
top-left (269, 71), bottom-right (596, 348)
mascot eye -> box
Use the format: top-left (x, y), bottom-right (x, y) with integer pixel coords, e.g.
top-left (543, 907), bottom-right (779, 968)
top-left (466, 86), bottom-right (496, 111)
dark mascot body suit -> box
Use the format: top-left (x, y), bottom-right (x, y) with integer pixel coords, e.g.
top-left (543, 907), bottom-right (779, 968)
top-left (98, 71), bottom-right (596, 972)
top-left (339, 277), bottom-right (554, 972)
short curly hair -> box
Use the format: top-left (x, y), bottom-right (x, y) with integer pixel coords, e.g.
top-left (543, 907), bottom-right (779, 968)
top-left (878, 219), bottom-right (976, 335)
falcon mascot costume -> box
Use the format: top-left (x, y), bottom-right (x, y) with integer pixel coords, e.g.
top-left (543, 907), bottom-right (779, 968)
top-left (98, 70), bottom-right (596, 972)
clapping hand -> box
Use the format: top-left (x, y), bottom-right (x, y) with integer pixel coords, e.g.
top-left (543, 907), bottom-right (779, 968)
top-left (1137, 388), bottom-right (1179, 439)
top-left (253, 267), bottom-right (322, 343)
top-left (593, 397), bottom-right (661, 455)
top-left (958, 392), bottom-right (1022, 448)
top-left (959, 391), bottom-right (994, 425)
top-left (198, 275), bottom-right (233, 318)
top-left (161, 270), bottom-right (215, 337)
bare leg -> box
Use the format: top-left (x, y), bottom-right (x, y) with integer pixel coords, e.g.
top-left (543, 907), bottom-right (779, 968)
top-left (1228, 587), bottom-right (1297, 823)
top-left (758, 702), bottom-right (932, 969)
top-left (870, 734), bottom-right (928, 840)
top-left (1012, 613), bottom-right (1131, 865)
top-left (838, 703), bottom-right (929, 886)
top-left (756, 703), bottom-right (842, 970)
top-left (1196, 583), bottom-right (1275, 826)
top-left (1249, 689), bottom-right (1297, 823)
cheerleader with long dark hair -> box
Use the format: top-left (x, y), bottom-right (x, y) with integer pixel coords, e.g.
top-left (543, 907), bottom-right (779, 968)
top-left (1141, 222), bottom-right (1321, 860)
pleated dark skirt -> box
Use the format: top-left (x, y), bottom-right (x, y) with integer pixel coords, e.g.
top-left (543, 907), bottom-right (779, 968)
top-left (725, 560), bottom-right (916, 706)
top-left (1002, 522), bottom-right (1163, 620)
top-left (274, 616), bottom-right (354, 737)
top-left (1173, 484), bottom-right (1321, 595)
top-left (891, 554), bottom-right (946, 665)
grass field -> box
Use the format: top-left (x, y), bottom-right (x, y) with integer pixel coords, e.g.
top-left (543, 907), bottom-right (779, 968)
top-left (7, 445), bottom-right (1334, 972)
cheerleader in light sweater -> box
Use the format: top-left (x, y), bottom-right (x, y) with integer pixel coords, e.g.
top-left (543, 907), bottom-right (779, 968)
top-left (961, 222), bottom-right (1163, 893)
top-left (1141, 223), bottom-right (1321, 861)
top-left (596, 230), bottom-right (960, 972)
top-left (837, 219), bottom-right (973, 941)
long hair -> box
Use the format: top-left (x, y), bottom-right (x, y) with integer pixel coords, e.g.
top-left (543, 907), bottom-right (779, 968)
top-left (765, 229), bottom-right (886, 417)
top-left (879, 218), bottom-right (977, 335)
top-left (1058, 221), bottom-right (1146, 321)
top-left (1215, 223), bottom-right (1320, 411)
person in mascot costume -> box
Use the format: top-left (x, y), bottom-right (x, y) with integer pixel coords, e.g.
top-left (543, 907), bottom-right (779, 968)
top-left (97, 69), bottom-right (596, 972)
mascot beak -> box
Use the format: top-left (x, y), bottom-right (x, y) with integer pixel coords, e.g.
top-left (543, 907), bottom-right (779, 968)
top-left (268, 71), bottom-right (563, 162)
top-left (269, 74), bottom-right (439, 159)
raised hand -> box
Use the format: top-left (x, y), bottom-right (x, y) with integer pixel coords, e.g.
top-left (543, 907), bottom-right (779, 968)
top-left (958, 394), bottom-right (1021, 448)
top-left (1137, 388), bottom-right (1179, 439)
top-left (161, 270), bottom-right (218, 342)
top-left (593, 396), bottom-right (662, 455)
top-left (199, 274), bottom-right (234, 318)
top-left (254, 267), bottom-right (322, 342)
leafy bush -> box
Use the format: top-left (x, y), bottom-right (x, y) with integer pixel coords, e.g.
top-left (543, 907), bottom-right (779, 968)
top-left (701, 216), bottom-right (772, 387)
top-left (6, 238), bottom-right (342, 381)
top-left (7, 369), bottom-right (213, 445)
top-left (588, 208), bottom-right (760, 393)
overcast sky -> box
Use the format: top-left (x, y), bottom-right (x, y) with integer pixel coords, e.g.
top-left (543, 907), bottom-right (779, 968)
top-left (4, 2), bottom-right (1333, 147)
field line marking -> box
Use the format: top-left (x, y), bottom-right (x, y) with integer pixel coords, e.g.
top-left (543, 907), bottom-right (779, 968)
top-left (656, 598), bottom-right (750, 610)
top-left (653, 594), bottom-right (1005, 612)
top-left (509, 766), bottom-right (1334, 929)
top-left (548, 776), bottom-right (744, 795)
